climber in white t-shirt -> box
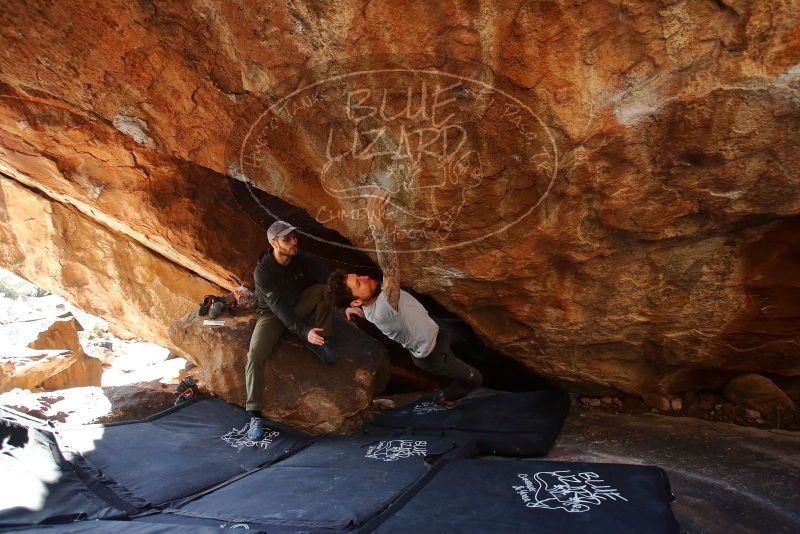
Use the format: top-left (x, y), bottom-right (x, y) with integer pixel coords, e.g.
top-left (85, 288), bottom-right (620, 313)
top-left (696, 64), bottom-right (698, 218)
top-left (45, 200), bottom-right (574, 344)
top-left (326, 189), bottom-right (482, 406)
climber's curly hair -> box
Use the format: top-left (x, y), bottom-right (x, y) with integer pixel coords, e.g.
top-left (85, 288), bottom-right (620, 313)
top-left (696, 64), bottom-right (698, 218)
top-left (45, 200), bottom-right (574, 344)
top-left (326, 268), bottom-right (356, 309)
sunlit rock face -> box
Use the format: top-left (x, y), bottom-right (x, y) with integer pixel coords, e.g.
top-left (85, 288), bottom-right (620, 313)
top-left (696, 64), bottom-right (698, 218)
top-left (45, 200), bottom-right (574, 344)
top-left (0, 176), bottom-right (220, 354)
top-left (0, 1), bottom-right (798, 396)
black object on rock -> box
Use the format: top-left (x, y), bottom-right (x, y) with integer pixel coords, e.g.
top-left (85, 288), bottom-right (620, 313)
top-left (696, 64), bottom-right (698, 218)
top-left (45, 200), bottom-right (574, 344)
top-left (304, 340), bottom-right (336, 364)
top-left (197, 295), bottom-right (226, 317)
top-left (174, 376), bottom-right (199, 406)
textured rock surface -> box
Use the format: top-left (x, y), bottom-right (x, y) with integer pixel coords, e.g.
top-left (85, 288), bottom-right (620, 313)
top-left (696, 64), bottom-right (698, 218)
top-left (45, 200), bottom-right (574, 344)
top-left (0, 1), bottom-right (798, 396)
top-left (0, 347), bottom-right (74, 393)
top-left (0, 176), bottom-right (220, 355)
top-left (23, 316), bottom-right (84, 353)
top-left (39, 355), bottom-right (102, 390)
top-left (0, 316), bottom-right (101, 392)
top-left (723, 373), bottom-right (797, 418)
top-left (168, 310), bottom-right (391, 432)
top-left (31, 316), bottom-right (102, 390)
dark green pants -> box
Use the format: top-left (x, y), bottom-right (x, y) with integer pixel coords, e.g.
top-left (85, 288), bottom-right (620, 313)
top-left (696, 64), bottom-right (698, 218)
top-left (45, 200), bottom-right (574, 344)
top-left (413, 317), bottom-right (483, 401)
top-left (245, 283), bottom-right (333, 412)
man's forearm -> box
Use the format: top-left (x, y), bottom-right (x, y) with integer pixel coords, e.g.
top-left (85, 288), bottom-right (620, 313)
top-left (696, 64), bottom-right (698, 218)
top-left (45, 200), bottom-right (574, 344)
top-left (368, 218), bottom-right (401, 309)
top-left (369, 219), bottom-right (398, 273)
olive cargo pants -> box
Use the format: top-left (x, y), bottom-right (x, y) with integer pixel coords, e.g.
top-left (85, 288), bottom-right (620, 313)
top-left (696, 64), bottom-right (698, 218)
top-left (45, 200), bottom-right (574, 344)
top-left (245, 283), bottom-right (333, 412)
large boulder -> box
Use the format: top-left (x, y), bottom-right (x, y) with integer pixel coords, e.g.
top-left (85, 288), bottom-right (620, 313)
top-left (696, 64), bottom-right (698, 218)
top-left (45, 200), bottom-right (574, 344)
top-left (0, 316), bottom-right (101, 392)
top-left (0, 1), bottom-right (797, 397)
top-left (28, 316), bottom-right (103, 390)
top-left (168, 310), bottom-right (391, 433)
top-left (39, 355), bottom-right (102, 390)
top-left (25, 315), bottom-right (84, 352)
top-left (0, 347), bottom-right (75, 393)
top-left (722, 373), bottom-right (797, 419)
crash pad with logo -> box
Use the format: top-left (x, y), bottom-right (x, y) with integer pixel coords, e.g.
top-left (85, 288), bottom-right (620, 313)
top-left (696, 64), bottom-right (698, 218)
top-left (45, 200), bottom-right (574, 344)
top-left (163, 433), bottom-right (476, 532)
top-left (368, 458), bottom-right (680, 534)
top-left (7, 519), bottom-right (256, 533)
top-left (55, 397), bottom-right (315, 509)
top-left (366, 390), bottom-right (571, 456)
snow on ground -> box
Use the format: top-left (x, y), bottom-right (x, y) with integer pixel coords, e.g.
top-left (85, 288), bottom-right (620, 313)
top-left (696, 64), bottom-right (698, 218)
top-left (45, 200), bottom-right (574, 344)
top-left (0, 268), bottom-right (189, 391)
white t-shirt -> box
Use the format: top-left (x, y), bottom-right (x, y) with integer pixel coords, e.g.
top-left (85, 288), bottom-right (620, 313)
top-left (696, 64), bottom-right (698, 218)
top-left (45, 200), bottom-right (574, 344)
top-left (363, 289), bottom-right (439, 358)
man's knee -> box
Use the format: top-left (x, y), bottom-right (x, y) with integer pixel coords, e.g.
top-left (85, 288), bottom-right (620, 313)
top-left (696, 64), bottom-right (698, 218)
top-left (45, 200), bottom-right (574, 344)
top-left (413, 351), bottom-right (444, 373)
top-left (293, 283), bottom-right (326, 318)
top-left (248, 331), bottom-right (281, 362)
top-left (298, 284), bottom-right (325, 305)
top-left (247, 343), bottom-right (270, 365)
top-left (307, 283), bottom-right (325, 300)
top-left (465, 365), bottom-right (483, 387)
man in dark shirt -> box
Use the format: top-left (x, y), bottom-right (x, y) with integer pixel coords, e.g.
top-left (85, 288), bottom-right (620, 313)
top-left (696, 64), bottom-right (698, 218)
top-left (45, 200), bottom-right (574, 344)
top-left (245, 220), bottom-right (336, 440)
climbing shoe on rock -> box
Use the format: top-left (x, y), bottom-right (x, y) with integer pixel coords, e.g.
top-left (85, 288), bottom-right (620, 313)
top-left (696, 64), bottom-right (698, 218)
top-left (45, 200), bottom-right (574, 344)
top-left (208, 301), bottom-right (225, 319)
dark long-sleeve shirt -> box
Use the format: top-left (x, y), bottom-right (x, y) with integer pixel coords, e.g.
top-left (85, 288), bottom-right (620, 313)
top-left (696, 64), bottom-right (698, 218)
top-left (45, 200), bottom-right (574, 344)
top-left (253, 249), bottom-right (330, 339)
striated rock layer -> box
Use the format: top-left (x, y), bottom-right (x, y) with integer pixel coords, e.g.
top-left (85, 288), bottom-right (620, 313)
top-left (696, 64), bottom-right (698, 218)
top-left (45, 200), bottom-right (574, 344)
top-left (0, 1), bottom-right (798, 397)
top-left (0, 175), bottom-right (220, 356)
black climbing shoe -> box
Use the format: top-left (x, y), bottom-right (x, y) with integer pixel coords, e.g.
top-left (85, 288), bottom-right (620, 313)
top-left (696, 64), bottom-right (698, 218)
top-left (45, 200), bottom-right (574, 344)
top-left (208, 301), bottom-right (225, 319)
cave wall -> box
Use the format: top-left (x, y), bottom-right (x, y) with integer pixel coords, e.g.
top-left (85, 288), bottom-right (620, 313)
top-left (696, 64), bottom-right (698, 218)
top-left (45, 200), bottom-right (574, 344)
top-left (0, 174), bottom-right (219, 355)
top-left (0, 0), bottom-right (798, 395)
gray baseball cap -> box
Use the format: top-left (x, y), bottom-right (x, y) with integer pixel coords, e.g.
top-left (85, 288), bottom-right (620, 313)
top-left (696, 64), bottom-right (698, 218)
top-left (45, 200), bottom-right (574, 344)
top-left (267, 220), bottom-right (299, 242)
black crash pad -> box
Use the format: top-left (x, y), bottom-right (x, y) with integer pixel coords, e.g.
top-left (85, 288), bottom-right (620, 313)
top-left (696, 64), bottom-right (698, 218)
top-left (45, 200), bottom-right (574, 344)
top-left (8, 519), bottom-right (257, 533)
top-left (0, 408), bottom-right (130, 528)
top-left (133, 512), bottom-right (271, 532)
top-left (56, 397), bottom-right (315, 509)
top-left (166, 433), bottom-right (476, 531)
top-left (367, 390), bottom-right (571, 456)
top-left (369, 458), bottom-right (680, 534)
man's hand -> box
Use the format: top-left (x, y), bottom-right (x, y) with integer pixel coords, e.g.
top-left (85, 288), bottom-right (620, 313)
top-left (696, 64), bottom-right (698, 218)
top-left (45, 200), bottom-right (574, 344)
top-left (366, 188), bottom-right (390, 227)
top-left (345, 306), bottom-right (365, 321)
top-left (307, 327), bottom-right (326, 345)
